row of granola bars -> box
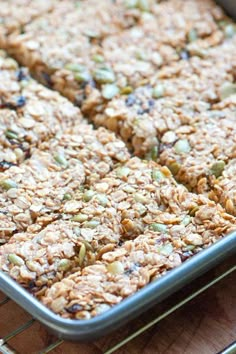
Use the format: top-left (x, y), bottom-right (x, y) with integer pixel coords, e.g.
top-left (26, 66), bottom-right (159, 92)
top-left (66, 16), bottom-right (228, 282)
top-left (0, 0), bottom-right (235, 320)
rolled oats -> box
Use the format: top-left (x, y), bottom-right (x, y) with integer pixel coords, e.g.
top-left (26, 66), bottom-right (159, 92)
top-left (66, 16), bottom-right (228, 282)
top-left (1, 157), bottom-right (235, 297)
top-left (41, 197), bottom-right (235, 319)
top-left (0, 122), bottom-right (130, 242)
top-left (0, 50), bottom-right (81, 166)
top-left (0, 0), bottom-right (235, 321)
top-left (2, 0), bottom-right (233, 114)
top-left (159, 107), bottom-right (236, 193)
top-left (0, 0), bottom-right (56, 48)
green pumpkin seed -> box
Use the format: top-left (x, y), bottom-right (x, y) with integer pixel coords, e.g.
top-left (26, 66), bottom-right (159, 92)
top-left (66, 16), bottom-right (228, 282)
top-left (181, 215), bottom-right (191, 226)
top-left (54, 153), bottom-right (68, 168)
top-left (217, 20), bottom-right (228, 28)
top-left (5, 130), bottom-right (19, 140)
top-left (125, 0), bottom-right (138, 8)
top-left (93, 68), bottom-right (115, 84)
top-left (79, 185), bottom-right (85, 192)
top-left (63, 193), bottom-right (72, 201)
top-left (151, 146), bottom-right (158, 160)
top-left (123, 185), bottom-right (136, 193)
top-left (102, 84), bottom-right (119, 99)
top-left (224, 24), bottom-right (235, 38)
top-left (150, 223), bottom-right (167, 233)
top-left (58, 259), bottom-right (71, 271)
top-left (146, 146), bottom-right (159, 161)
top-left (74, 71), bottom-right (91, 82)
top-left (96, 194), bottom-right (108, 206)
top-left (189, 206), bottom-right (199, 216)
top-left (92, 54), bottom-right (104, 63)
top-left (84, 30), bottom-right (99, 39)
top-left (135, 50), bottom-right (148, 61)
top-left (78, 243), bottom-right (86, 266)
top-left (138, 0), bottom-right (150, 11)
top-left (8, 253), bottom-right (24, 266)
top-left (120, 86), bottom-right (133, 95)
top-left (72, 214), bottom-right (89, 223)
top-left (188, 29), bottom-right (198, 42)
top-left (174, 139), bottom-right (191, 154)
top-left (116, 166), bottom-right (130, 178)
top-left (137, 204), bottom-right (147, 216)
top-left (168, 162), bottom-right (181, 175)
top-left (82, 241), bottom-right (93, 252)
top-left (210, 160), bottom-right (225, 178)
top-left (65, 63), bottom-right (86, 72)
top-left (107, 261), bottom-right (124, 274)
top-left (152, 169), bottom-right (165, 182)
top-left (152, 84), bottom-right (165, 99)
top-left (159, 243), bottom-right (173, 256)
top-left (83, 190), bottom-right (96, 202)
top-left (83, 220), bottom-right (100, 228)
top-left (185, 245), bottom-right (195, 251)
top-left (0, 179), bottom-right (18, 190)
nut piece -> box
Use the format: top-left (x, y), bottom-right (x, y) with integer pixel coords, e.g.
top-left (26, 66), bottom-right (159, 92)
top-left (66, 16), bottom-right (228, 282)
top-left (185, 234), bottom-right (203, 246)
top-left (107, 261), bottom-right (124, 275)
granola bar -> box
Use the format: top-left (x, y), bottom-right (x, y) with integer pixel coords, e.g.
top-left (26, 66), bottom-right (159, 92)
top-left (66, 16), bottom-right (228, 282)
top-left (0, 0), bottom-right (235, 322)
top-left (0, 219), bottom-right (121, 294)
top-left (0, 157), bottom-right (177, 292)
top-left (1, 157), bottom-right (235, 295)
top-left (0, 0), bottom-right (56, 48)
top-left (0, 50), bottom-right (80, 167)
top-left (0, 122), bottom-right (130, 242)
top-left (60, 157), bottom-right (194, 240)
top-left (41, 200), bottom-right (235, 319)
top-left (159, 106), bottom-right (236, 193)
top-left (0, 156), bottom-right (178, 249)
top-left (3, 0), bottom-right (232, 109)
top-left (3, 0), bottom-right (137, 76)
top-left (90, 38), bottom-right (235, 156)
top-left (38, 124), bottom-right (130, 185)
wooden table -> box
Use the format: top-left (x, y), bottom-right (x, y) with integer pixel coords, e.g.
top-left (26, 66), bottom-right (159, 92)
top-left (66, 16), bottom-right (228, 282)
top-left (0, 257), bottom-right (235, 354)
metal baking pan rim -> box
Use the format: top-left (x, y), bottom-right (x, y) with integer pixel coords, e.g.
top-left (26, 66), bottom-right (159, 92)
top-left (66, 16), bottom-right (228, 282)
top-left (0, 231), bottom-right (236, 341)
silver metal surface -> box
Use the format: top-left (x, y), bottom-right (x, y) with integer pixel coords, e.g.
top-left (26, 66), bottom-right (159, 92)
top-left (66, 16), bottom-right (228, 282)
top-left (219, 341), bottom-right (236, 354)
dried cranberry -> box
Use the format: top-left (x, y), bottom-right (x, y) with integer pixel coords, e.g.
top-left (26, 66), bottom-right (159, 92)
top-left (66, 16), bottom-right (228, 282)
top-left (125, 94), bottom-right (136, 107)
top-left (66, 303), bottom-right (83, 313)
top-left (0, 161), bottom-right (16, 171)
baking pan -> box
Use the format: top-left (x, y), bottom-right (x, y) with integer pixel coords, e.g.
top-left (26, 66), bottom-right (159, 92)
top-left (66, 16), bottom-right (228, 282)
top-left (1, 0), bottom-right (236, 343)
top-left (0, 231), bottom-right (236, 341)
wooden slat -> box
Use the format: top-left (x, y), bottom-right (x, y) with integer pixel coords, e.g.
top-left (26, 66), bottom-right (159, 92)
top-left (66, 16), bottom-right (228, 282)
top-left (0, 301), bottom-right (31, 338)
